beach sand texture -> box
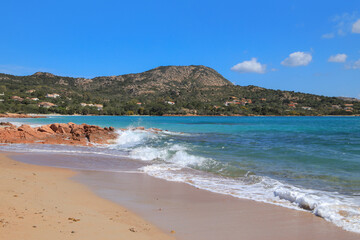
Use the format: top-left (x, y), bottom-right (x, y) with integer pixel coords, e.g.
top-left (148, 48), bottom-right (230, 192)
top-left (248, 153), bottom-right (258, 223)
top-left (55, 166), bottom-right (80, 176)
top-left (1, 152), bottom-right (359, 240)
top-left (0, 153), bottom-right (174, 240)
top-left (77, 170), bottom-right (360, 240)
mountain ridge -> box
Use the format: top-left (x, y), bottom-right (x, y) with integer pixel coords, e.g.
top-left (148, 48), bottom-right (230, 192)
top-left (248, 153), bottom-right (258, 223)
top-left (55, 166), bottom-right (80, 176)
top-left (0, 65), bottom-right (359, 116)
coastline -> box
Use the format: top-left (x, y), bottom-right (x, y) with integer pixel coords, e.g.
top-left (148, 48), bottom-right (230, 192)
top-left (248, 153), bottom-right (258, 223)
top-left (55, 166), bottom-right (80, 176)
top-left (1, 113), bottom-right (360, 118)
top-left (1, 117), bottom-right (359, 239)
top-left (75, 170), bottom-right (360, 240)
top-left (0, 153), bottom-right (174, 240)
top-left (4, 152), bottom-right (359, 240)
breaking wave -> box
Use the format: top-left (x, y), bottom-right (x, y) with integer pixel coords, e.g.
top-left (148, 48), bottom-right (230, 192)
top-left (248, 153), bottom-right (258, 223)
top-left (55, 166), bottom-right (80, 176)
top-left (111, 128), bottom-right (360, 233)
top-left (1, 126), bottom-right (359, 233)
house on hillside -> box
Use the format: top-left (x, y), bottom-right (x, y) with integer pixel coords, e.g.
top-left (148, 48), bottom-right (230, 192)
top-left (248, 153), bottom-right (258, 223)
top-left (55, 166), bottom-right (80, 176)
top-left (288, 101), bottom-right (298, 108)
top-left (46, 93), bottom-right (60, 98)
top-left (26, 89), bottom-right (36, 93)
top-left (94, 104), bottom-right (103, 110)
top-left (31, 98), bottom-right (39, 101)
top-left (166, 101), bottom-right (175, 105)
top-left (301, 106), bottom-right (312, 110)
top-left (225, 98), bottom-right (251, 106)
top-left (38, 102), bottom-right (56, 108)
top-left (80, 103), bottom-right (103, 110)
top-left (11, 96), bottom-right (24, 102)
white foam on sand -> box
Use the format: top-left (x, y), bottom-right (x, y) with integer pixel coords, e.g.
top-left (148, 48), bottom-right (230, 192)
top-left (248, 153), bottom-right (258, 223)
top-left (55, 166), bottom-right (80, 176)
top-left (1, 126), bottom-right (359, 233)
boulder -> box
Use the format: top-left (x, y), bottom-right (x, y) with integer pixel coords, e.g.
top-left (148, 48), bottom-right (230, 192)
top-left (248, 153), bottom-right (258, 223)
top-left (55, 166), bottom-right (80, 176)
top-left (50, 123), bottom-right (59, 132)
top-left (37, 125), bottom-right (54, 134)
top-left (0, 122), bottom-right (14, 127)
top-left (0, 123), bottom-right (118, 146)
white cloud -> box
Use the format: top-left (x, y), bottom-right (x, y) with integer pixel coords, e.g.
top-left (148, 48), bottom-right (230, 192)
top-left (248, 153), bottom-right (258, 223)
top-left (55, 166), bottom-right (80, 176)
top-left (352, 19), bottom-right (360, 33)
top-left (281, 52), bottom-right (312, 67)
top-left (322, 33), bottom-right (335, 39)
top-left (353, 59), bottom-right (360, 69)
top-left (231, 58), bottom-right (266, 74)
top-left (328, 53), bottom-right (347, 63)
top-left (323, 13), bottom-right (358, 38)
top-left (346, 59), bottom-right (360, 69)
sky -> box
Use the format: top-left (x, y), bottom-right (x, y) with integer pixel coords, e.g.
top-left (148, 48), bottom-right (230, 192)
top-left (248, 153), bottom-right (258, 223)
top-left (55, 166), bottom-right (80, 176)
top-left (1, 0), bottom-right (359, 98)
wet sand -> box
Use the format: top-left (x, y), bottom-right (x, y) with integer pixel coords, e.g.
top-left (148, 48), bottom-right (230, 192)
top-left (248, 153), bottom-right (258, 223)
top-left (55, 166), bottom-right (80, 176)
top-left (76, 170), bottom-right (360, 240)
top-left (0, 153), bottom-right (173, 240)
top-left (4, 152), bottom-right (360, 240)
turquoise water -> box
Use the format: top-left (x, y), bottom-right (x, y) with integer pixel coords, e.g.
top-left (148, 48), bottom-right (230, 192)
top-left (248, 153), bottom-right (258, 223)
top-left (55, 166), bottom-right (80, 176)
top-left (3, 116), bottom-right (360, 232)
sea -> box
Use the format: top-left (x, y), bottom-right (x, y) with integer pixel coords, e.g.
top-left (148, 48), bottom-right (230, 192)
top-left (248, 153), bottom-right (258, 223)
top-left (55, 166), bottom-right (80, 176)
top-left (1, 115), bottom-right (359, 233)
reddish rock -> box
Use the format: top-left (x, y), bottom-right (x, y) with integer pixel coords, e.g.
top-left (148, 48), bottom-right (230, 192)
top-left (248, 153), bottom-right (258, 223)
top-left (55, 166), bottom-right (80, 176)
top-left (0, 122), bottom-right (15, 127)
top-left (18, 124), bottom-right (33, 132)
top-left (50, 123), bottom-right (59, 132)
top-left (150, 128), bottom-right (162, 132)
top-left (0, 113), bottom-right (44, 118)
top-left (37, 125), bottom-right (54, 134)
top-left (0, 123), bottom-right (118, 146)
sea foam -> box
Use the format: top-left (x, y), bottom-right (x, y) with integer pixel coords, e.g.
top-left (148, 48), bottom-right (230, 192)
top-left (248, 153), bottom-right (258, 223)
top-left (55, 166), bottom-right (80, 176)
top-left (2, 126), bottom-right (359, 233)
top-left (112, 128), bottom-right (360, 233)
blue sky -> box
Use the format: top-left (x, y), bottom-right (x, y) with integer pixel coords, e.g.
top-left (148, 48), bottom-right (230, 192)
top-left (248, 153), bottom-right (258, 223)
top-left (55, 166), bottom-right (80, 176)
top-left (1, 0), bottom-right (359, 97)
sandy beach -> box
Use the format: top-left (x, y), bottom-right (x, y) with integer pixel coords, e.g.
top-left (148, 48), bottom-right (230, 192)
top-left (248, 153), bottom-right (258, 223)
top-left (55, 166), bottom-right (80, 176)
top-left (0, 153), bottom-right (174, 240)
top-left (2, 151), bottom-right (359, 240)
top-left (76, 170), bottom-right (360, 240)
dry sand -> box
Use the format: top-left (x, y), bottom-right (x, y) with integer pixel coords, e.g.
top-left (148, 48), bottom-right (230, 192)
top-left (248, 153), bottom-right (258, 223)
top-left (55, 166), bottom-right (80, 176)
top-left (0, 153), bottom-right (174, 240)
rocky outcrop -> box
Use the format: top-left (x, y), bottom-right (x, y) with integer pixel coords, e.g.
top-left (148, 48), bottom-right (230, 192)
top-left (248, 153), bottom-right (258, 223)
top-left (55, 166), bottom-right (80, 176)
top-left (32, 72), bottom-right (56, 78)
top-left (0, 122), bottom-right (118, 146)
top-left (90, 65), bottom-right (233, 95)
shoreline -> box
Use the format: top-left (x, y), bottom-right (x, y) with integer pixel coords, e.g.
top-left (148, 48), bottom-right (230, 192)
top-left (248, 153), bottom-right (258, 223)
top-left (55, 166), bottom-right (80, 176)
top-left (1, 113), bottom-right (360, 118)
top-left (75, 170), bottom-right (360, 240)
top-left (0, 152), bottom-right (174, 240)
top-left (5, 152), bottom-right (360, 240)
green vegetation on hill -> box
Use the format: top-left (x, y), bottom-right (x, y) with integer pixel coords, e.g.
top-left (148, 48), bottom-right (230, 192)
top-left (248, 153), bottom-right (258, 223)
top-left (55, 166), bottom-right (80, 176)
top-left (0, 65), bottom-right (359, 116)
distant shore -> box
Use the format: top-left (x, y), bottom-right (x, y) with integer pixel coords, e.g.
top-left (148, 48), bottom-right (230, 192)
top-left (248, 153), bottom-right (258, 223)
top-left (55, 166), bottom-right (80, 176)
top-left (0, 113), bottom-right (45, 118)
top-left (1, 112), bottom-right (360, 118)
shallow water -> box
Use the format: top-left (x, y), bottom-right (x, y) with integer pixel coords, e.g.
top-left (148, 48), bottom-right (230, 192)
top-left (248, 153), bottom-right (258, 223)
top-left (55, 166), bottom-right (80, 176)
top-left (2, 116), bottom-right (360, 232)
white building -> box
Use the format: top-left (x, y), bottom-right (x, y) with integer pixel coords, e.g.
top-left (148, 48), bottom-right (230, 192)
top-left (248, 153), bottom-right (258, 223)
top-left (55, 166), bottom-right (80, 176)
top-left (46, 93), bottom-right (60, 98)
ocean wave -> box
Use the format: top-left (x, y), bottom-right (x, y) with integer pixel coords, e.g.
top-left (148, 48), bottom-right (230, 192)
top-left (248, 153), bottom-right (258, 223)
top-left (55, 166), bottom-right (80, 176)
top-left (112, 128), bottom-right (159, 148)
top-left (1, 126), bottom-right (359, 234)
top-left (129, 144), bottom-right (207, 168)
top-left (85, 127), bottom-right (360, 233)
top-left (140, 163), bottom-right (360, 233)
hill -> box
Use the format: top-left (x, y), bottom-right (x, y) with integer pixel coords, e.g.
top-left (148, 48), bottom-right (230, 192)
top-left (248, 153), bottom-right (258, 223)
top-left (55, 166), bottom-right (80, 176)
top-left (0, 65), bottom-right (359, 116)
